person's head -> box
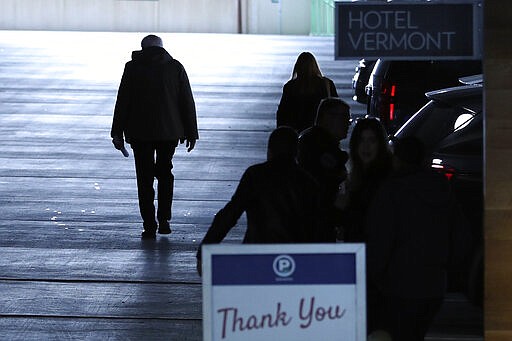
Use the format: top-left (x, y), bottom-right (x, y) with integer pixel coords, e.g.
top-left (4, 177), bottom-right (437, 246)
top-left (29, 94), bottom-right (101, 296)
top-left (349, 117), bottom-right (391, 172)
top-left (315, 97), bottom-right (351, 141)
top-left (392, 136), bottom-right (426, 172)
top-left (292, 52), bottom-right (322, 80)
top-left (141, 34), bottom-right (163, 49)
top-left (267, 126), bottom-right (298, 162)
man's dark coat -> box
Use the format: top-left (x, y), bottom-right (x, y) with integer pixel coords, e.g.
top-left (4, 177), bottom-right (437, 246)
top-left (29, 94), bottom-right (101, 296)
top-left (111, 46), bottom-right (198, 142)
top-left (198, 158), bottom-right (321, 255)
top-left (366, 169), bottom-right (471, 299)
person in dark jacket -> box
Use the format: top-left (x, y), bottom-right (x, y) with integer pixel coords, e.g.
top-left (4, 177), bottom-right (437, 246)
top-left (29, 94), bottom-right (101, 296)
top-left (297, 97), bottom-right (351, 241)
top-left (342, 118), bottom-right (392, 243)
top-left (276, 52), bottom-right (338, 133)
top-left (337, 118), bottom-right (392, 335)
top-left (365, 137), bottom-right (471, 341)
top-left (196, 127), bottom-right (321, 275)
top-left (111, 34), bottom-right (198, 239)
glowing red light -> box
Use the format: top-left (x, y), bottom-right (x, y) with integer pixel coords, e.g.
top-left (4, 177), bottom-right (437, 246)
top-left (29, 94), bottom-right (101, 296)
top-left (388, 85), bottom-right (396, 121)
top-left (431, 162), bottom-right (456, 181)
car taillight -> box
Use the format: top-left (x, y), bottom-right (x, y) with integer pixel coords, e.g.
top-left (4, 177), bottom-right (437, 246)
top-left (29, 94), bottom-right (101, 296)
top-left (390, 84), bottom-right (396, 97)
top-left (389, 85), bottom-right (396, 121)
top-left (378, 83), bottom-right (397, 123)
top-left (431, 159), bottom-right (456, 181)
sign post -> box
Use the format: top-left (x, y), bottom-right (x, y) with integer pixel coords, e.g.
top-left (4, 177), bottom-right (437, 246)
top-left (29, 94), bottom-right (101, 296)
top-left (202, 244), bottom-right (366, 341)
top-left (335, 1), bottom-right (483, 60)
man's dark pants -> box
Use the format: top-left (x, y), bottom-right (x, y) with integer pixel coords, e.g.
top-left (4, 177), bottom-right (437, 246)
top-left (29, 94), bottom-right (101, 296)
top-left (131, 140), bottom-right (178, 231)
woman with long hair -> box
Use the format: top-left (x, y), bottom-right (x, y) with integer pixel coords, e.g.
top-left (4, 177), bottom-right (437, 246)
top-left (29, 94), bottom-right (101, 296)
top-left (340, 118), bottom-right (392, 336)
top-left (342, 117), bottom-right (392, 242)
top-left (276, 52), bottom-right (338, 133)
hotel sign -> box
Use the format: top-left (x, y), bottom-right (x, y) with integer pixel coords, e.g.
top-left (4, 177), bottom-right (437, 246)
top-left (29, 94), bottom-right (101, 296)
top-left (335, 1), bottom-right (482, 60)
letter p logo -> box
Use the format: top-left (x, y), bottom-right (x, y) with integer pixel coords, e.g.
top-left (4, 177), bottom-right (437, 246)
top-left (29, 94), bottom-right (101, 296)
top-left (273, 255), bottom-right (295, 277)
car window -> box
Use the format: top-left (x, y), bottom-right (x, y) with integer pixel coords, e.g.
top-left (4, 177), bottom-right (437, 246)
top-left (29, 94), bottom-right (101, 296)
top-left (437, 114), bottom-right (483, 156)
top-left (436, 134), bottom-right (482, 156)
top-left (395, 100), bottom-right (479, 152)
top-left (454, 113), bottom-right (474, 131)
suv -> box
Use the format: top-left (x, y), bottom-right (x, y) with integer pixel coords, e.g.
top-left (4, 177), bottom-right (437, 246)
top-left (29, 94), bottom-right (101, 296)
top-left (392, 75), bottom-right (483, 306)
top-left (366, 59), bottom-right (482, 134)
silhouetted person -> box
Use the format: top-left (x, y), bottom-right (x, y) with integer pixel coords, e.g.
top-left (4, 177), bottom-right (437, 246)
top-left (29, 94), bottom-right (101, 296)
top-left (297, 97), bottom-right (350, 241)
top-left (276, 52), bottom-right (338, 132)
top-left (342, 118), bottom-right (392, 243)
top-left (366, 137), bottom-right (471, 341)
top-left (336, 118), bottom-right (392, 335)
top-left (196, 127), bottom-right (321, 275)
top-left (111, 34), bottom-right (198, 239)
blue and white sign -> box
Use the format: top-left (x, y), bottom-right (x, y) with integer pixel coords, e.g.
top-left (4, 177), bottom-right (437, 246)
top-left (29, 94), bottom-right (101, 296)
top-left (202, 244), bottom-right (366, 341)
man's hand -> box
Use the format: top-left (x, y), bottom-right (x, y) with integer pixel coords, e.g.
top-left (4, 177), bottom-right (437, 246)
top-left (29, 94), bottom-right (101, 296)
top-left (112, 136), bottom-right (124, 150)
top-left (186, 138), bottom-right (196, 152)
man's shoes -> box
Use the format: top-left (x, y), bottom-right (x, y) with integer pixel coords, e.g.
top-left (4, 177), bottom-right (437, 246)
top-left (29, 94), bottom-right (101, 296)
top-left (141, 230), bottom-right (156, 240)
top-left (158, 221), bottom-right (172, 235)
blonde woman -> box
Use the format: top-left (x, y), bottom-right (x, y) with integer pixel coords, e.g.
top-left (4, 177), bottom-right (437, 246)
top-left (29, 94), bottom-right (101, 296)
top-left (276, 52), bottom-right (338, 133)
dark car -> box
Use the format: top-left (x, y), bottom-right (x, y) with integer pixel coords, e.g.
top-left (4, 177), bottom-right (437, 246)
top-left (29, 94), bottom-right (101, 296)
top-left (366, 59), bottom-right (482, 134)
top-left (392, 75), bottom-right (483, 306)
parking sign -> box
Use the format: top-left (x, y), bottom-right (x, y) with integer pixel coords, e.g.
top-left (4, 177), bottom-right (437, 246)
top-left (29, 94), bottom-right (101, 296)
top-left (201, 244), bottom-right (366, 341)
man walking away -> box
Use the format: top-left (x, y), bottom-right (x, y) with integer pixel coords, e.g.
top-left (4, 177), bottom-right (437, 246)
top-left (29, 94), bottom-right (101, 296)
top-left (111, 34), bottom-right (198, 239)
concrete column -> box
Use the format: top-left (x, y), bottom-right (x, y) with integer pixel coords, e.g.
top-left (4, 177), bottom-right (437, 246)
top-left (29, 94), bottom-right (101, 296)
top-left (484, 0), bottom-right (512, 339)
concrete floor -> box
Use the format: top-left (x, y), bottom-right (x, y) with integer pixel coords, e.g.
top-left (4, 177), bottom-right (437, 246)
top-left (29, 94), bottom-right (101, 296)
top-left (0, 31), bottom-right (481, 340)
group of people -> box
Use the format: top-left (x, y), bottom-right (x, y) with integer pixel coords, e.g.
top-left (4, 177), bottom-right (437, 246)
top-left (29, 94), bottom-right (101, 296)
top-left (110, 37), bottom-right (470, 341)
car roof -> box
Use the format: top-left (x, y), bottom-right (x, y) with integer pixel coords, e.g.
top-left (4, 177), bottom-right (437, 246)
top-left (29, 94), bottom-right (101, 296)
top-left (426, 83), bottom-right (482, 102)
